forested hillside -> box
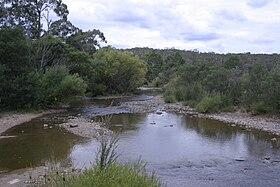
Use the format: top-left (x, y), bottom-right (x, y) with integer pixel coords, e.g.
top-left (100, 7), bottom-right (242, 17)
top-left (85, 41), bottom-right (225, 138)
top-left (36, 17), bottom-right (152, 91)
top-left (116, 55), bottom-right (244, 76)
top-left (127, 48), bottom-right (280, 114)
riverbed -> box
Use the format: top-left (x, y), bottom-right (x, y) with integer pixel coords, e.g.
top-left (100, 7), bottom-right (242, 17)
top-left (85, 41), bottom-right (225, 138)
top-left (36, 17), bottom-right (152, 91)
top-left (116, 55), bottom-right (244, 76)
top-left (0, 94), bottom-right (280, 187)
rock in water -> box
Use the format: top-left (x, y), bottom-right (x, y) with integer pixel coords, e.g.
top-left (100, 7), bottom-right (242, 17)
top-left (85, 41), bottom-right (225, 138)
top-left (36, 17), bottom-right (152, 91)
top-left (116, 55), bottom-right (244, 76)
top-left (271, 138), bottom-right (277, 142)
top-left (70, 124), bottom-right (78, 128)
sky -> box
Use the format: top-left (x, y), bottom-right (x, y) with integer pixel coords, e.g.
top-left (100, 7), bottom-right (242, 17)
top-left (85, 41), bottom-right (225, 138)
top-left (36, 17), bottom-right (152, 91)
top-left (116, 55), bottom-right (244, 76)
top-left (63, 0), bottom-right (280, 53)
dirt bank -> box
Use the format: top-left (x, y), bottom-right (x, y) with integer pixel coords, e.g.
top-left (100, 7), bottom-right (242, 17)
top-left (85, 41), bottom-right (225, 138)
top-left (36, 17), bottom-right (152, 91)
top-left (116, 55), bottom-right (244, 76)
top-left (0, 110), bottom-right (65, 135)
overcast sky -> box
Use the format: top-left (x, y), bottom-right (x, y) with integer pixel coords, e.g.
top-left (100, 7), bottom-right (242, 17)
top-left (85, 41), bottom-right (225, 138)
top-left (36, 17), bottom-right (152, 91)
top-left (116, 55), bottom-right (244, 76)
top-left (63, 0), bottom-right (280, 53)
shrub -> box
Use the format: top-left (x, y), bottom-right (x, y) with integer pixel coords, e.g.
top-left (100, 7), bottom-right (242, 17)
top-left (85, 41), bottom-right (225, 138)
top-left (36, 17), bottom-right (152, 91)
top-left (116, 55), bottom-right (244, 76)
top-left (89, 48), bottom-right (148, 94)
top-left (183, 100), bottom-right (198, 108)
top-left (60, 74), bottom-right (87, 98)
top-left (174, 85), bottom-right (188, 101)
top-left (163, 90), bottom-right (176, 103)
top-left (151, 77), bottom-right (162, 87)
top-left (251, 102), bottom-right (272, 115)
top-left (196, 94), bottom-right (223, 113)
top-left (36, 66), bottom-right (87, 107)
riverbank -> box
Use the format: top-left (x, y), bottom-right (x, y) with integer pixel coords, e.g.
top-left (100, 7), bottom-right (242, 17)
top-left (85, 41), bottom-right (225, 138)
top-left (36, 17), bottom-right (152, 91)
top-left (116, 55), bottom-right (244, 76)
top-left (119, 95), bottom-right (280, 136)
top-left (0, 110), bottom-right (65, 135)
top-left (0, 166), bottom-right (48, 187)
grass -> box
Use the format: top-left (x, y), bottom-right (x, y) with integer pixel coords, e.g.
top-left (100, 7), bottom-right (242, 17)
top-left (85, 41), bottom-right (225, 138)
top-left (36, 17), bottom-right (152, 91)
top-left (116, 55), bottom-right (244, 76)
top-left (30, 136), bottom-right (162, 187)
top-left (58, 161), bottom-right (161, 187)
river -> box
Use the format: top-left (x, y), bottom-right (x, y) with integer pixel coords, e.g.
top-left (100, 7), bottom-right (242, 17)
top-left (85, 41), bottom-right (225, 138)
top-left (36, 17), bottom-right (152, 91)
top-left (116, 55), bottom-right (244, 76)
top-left (0, 95), bottom-right (280, 186)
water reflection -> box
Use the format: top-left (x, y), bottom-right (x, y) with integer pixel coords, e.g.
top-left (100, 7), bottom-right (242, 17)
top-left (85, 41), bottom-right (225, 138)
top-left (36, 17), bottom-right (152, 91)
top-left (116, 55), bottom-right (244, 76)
top-left (69, 112), bottom-right (280, 170)
top-left (183, 115), bottom-right (280, 158)
top-left (0, 119), bottom-right (83, 171)
top-left (108, 114), bottom-right (146, 131)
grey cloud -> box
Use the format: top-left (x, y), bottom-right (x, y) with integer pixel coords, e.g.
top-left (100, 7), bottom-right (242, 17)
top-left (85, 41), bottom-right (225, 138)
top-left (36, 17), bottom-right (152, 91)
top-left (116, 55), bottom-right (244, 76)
top-left (217, 9), bottom-right (247, 22)
top-left (112, 11), bottom-right (146, 23)
top-left (252, 39), bottom-right (274, 44)
top-left (247, 0), bottom-right (272, 8)
top-left (182, 32), bottom-right (220, 41)
top-left (95, 0), bottom-right (180, 30)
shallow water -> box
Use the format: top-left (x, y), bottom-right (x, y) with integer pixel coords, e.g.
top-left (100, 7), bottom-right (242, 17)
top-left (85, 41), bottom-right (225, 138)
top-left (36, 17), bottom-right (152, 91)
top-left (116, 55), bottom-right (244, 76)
top-left (0, 96), bottom-right (280, 186)
top-left (70, 112), bottom-right (280, 187)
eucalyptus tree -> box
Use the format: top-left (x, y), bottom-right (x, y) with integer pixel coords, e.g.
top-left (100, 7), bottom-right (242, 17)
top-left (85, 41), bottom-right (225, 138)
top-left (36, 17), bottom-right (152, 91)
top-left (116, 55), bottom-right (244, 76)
top-left (66, 29), bottom-right (107, 55)
top-left (2, 0), bottom-right (70, 39)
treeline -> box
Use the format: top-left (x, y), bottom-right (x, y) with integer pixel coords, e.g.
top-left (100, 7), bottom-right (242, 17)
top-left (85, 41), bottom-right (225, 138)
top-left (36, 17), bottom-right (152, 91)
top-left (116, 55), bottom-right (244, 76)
top-left (127, 48), bottom-right (280, 114)
top-left (0, 1), bottom-right (147, 110)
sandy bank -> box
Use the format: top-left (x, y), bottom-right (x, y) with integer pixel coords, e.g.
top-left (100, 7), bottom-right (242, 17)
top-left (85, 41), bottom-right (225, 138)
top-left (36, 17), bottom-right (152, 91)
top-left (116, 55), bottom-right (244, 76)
top-left (0, 110), bottom-right (65, 134)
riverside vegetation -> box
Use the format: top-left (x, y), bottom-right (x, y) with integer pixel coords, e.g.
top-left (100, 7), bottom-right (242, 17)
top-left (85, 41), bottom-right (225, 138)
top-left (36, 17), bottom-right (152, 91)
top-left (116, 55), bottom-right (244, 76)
top-left (29, 136), bottom-right (162, 187)
top-left (128, 48), bottom-right (280, 115)
top-left (0, 0), bottom-right (147, 111)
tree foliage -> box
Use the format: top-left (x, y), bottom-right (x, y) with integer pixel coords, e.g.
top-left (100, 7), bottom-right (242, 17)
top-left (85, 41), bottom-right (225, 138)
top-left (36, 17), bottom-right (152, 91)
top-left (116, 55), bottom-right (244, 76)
top-left (2, 0), bottom-right (69, 39)
top-left (0, 26), bottom-right (88, 110)
top-left (131, 48), bottom-right (280, 114)
top-left (66, 29), bottom-right (107, 55)
top-left (88, 48), bottom-right (147, 95)
top-left (0, 0), bottom-right (111, 110)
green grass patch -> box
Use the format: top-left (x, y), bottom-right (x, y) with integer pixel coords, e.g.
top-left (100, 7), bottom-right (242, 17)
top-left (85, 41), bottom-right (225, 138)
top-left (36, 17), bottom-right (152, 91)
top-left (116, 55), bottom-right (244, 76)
top-left (30, 136), bottom-right (162, 187)
top-left (58, 161), bottom-right (161, 187)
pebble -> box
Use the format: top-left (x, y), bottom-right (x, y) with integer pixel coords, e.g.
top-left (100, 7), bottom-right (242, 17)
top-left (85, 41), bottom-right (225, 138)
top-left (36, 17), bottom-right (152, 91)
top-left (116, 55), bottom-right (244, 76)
top-left (271, 138), bottom-right (277, 141)
top-left (264, 156), bottom-right (270, 160)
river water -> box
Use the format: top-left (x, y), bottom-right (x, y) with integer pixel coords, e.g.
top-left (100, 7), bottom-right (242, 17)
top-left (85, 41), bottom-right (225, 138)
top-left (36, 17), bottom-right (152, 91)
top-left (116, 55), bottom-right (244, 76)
top-left (0, 95), bottom-right (280, 187)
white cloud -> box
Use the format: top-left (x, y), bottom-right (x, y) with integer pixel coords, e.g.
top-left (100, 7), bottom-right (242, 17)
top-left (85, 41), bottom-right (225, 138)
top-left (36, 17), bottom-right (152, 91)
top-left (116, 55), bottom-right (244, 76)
top-left (63, 0), bottom-right (280, 53)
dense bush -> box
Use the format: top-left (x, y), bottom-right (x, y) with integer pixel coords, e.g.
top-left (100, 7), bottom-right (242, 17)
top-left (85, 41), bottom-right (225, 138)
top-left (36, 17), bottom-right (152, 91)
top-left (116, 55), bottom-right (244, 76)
top-left (36, 66), bottom-right (87, 107)
top-left (161, 57), bottom-right (280, 114)
top-left (196, 94), bottom-right (223, 113)
top-left (129, 48), bottom-right (280, 114)
top-left (251, 102), bottom-right (272, 115)
top-left (88, 48), bottom-right (147, 95)
top-left (0, 27), bottom-right (89, 110)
